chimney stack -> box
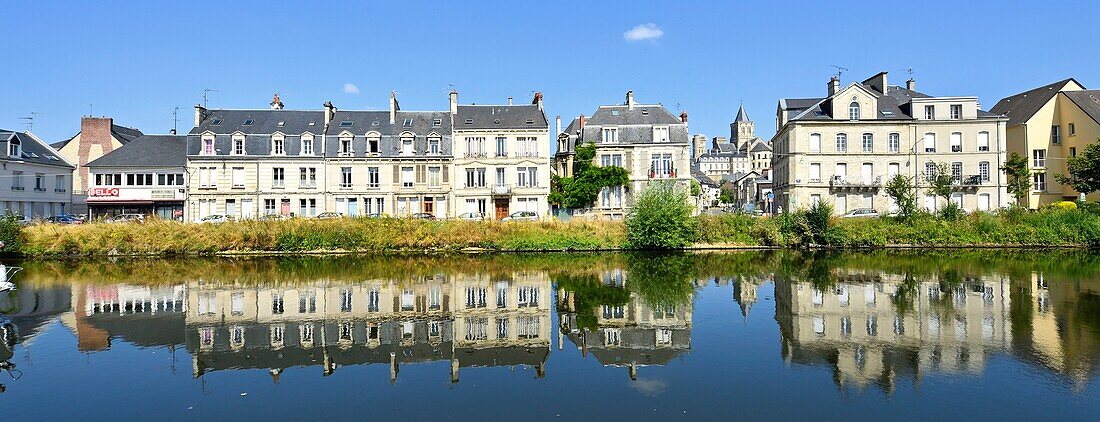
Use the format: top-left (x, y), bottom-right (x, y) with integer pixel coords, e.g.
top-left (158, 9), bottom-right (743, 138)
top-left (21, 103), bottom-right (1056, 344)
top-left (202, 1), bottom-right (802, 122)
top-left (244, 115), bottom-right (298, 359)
top-left (449, 90), bottom-right (458, 115)
top-left (508, 96), bottom-right (513, 106)
top-left (578, 114), bottom-right (585, 132)
top-left (193, 104), bottom-right (206, 127)
top-left (906, 78), bottom-right (915, 91)
top-left (323, 101), bottom-right (336, 126)
top-left (680, 111), bottom-right (688, 123)
top-left (532, 92), bottom-right (543, 111)
top-left (828, 76), bottom-right (840, 96)
top-left (270, 93), bottom-right (284, 110)
top-left (626, 90), bottom-right (635, 110)
top-left (555, 115), bottom-right (561, 135)
top-left (170, 128), bottom-right (177, 135)
top-left (389, 91), bottom-right (400, 124)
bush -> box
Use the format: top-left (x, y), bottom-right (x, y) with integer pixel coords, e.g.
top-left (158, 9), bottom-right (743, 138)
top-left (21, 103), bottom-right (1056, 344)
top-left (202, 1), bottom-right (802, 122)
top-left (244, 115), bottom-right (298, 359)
top-left (937, 202), bottom-right (966, 221)
top-left (626, 181), bottom-right (696, 249)
top-left (0, 215), bottom-right (21, 254)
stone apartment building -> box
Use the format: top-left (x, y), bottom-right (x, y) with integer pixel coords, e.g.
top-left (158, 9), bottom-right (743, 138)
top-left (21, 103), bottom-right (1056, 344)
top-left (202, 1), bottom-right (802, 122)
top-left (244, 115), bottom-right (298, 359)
top-left (452, 92), bottom-right (550, 219)
top-left (990, 78), bottom-right (1100, 208)
top-left (771, 72), bottom-right (1010, 215)
top-left (694, 104), bottom-right (772, 181)
top-left (186, 92), bottom-right (548, 221)
top-left (0, 129), bottom-right (74, 218)
top-left (555, 91), bottom-right (692, 219)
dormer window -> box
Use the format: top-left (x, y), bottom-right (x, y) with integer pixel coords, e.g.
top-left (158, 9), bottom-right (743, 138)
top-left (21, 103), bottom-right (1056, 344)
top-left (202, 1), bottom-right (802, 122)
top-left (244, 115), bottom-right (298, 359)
top-left (232, 135), bottom-right (245, 155)
top-left (653, 126), bottom-right (669, 142)
top-left (339, 136), bottom-right (353, 156)
top-left (848, 101), bottom-right (860, 120)
top-left (602, 127), bottom-right (618, 144)
top-left (7, 138), bottom-right (20, 157)
top-left (367, 133), bottom-right (381, 153)
top-left (950, 104), bottom-right (962, 120)
top-left (272, 135), bottom-right (285, 155)
top-left (301, 135), bottom-right (314, 155)
top-left (243, 119), bottom-right (254, 126)
top-left (428, 136), bottom-right (441, 155)
top-left (401, 134), bottom-right (415, 156)
top-left (202, 136), bottom-right (215, 155)
top-left (641, 108), bottom-right (649, 115)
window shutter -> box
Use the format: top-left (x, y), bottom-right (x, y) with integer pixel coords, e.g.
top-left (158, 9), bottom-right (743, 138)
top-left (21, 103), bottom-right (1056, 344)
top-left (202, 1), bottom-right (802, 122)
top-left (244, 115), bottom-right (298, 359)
top-left (416, 165), bottom-right (425, 183)
top-left (624, 153), bottom-right (632, 173)
top-left (393, 165), bottom-right (400, 186)
top-left (442, 165), bottom-right (449, 183)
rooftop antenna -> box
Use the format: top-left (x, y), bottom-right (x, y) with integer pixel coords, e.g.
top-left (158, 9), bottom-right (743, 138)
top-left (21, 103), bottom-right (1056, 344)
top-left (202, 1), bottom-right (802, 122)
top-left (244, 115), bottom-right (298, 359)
top-left (830, 65), bottom-right (848, 78)
top-left (202, 88), bottom-right (218, 108)
top-left (19, 112), bottom-right (41, 131)
top-left (88, 104), bottom-right (93, 116)
top-left (173, 107), bottom-right (179, 133)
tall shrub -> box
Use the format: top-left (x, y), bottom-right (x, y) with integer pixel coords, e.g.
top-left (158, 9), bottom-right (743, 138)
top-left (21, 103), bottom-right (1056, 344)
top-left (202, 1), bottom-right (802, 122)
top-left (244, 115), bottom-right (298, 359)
top-left (0, 215), bottom-right (22, 254)
top-left (626, 181), bottom-right (696, 249)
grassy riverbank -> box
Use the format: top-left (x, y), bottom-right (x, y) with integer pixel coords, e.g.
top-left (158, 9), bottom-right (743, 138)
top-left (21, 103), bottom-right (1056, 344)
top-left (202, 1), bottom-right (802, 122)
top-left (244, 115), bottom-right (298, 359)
top-left (12, 206), bottom-right (1100, 257)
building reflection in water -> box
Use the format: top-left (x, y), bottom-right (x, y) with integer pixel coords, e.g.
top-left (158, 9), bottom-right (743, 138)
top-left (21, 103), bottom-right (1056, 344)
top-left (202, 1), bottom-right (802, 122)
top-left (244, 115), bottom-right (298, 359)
top-left (775, 269), bottom-right (1014, 393)
top-left (557, 268), bottom-right (693, 380)
top-left (68, 270), bottom-right (552, 383)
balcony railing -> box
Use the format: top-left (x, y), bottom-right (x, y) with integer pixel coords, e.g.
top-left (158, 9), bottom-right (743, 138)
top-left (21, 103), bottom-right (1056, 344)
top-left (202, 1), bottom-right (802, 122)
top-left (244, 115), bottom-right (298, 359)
top-left (465, 152), bottom-right (488, 159)
top-left (829, 175), bottom-right (882, 191)
top-left (492, 184), bottom-right (512, 196)
top-left (953, 175), bottom-right (984, 191)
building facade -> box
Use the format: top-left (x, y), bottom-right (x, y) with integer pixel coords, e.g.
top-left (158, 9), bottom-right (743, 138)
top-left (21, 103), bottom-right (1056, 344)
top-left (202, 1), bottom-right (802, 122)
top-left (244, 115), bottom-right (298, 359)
top-left (85, 135), bottom-right (186, 219)
top-left (695, 104), bottom-right (772, 182)
top-left (772, 72), bottom-right (1010, 215)
top-left (52, 117), bottom-right (144, 214)
top-left (990, 78), bottom-right (1100, 208)
top-left (0, 129), bottom-right (74, 219)
top-left (452, 92), bottom-right (550, 219)
top-left (555, 91), bottom-right (692, 219)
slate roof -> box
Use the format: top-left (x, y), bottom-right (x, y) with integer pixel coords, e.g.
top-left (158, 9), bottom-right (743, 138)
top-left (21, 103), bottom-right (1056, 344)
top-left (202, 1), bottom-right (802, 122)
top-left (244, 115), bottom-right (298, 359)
top-left (0, 129), bottom-right (73, 168)
top-left (455, 104), bottom-right (548, 130)
top-left (780, 78), bottom-right (1001, 125)
top-left (51, 123), bottom-right (144, 150)
top-left (556, 99), bottom-right (688, 154)
top-left (734, 104), bottom-right (750, 122)
top-left (750, 141), bottom-right (772, 153)
top-left (587, 104), bottom-right (682, 126)
top-left (86, 134), bottom-right (186, 168)
top-left (191, 109), bottom-right (325, 136)
top-left (990, 78), bottom-right (1082, 126)
top-left (1061, 90), bottom-right (1100, 125)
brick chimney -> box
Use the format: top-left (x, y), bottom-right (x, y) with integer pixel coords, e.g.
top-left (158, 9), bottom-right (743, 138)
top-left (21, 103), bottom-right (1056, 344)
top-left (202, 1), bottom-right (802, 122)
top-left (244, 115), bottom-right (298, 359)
top-left (828, 76), bottom-right (841, 96)
top-left (270, 93), bottom-right (284, 110)
top-left (555, 115), bottom-right (561, 135)
top-left (76, 116), bottom-right (117, 194)
top-left (626, 90), bottom-right (635, 110)
top-left (449, 90), bottom-right (458, 115)
top-left (389, 91), bottom-right (400, 125)
top-left (532, 92), bottom-right (543, 111)
top-left (578, 114), bottom-right (585, 132)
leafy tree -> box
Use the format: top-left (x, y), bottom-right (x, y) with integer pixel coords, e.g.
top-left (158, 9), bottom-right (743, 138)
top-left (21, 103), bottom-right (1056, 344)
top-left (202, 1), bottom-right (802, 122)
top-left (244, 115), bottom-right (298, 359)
top-left (1002, 152), bottom-right (1031, 206)
top-left (626, 181), bottom-right (696, 249)
top-left (690, 179), bottom-right (702, 197)
top-left (925, 162), bottom-right (954, 206)
top-left (884, 174), bottom-right (917, 220)
top-left (719, 185), bottom-right (736, 205)
top-left (549, 142), bottom-right (629, 209)
top-left (1055, 140), bottom-right (1100, 199)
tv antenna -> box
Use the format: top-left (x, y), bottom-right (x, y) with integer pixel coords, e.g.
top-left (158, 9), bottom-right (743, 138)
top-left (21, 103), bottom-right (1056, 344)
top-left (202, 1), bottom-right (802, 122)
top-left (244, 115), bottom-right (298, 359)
top-left (830, 65), bottom-right (848, 78)
top-left (19, 112), bottom-right (41, 131)
top-left (173, 107), bottom-right (180, 133)
top-left (202, 88), bottom-right (218, 108)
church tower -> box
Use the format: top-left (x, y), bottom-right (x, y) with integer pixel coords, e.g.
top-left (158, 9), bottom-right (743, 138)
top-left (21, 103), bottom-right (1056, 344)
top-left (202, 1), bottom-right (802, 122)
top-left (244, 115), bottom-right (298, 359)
top-left (731, 104), bottom-right (755, 149)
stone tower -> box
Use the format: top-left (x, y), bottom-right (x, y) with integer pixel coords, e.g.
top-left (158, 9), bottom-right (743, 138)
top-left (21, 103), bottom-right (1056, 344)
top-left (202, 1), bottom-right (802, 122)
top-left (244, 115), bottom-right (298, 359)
top-left (731, 104), bottom-right (755, 149)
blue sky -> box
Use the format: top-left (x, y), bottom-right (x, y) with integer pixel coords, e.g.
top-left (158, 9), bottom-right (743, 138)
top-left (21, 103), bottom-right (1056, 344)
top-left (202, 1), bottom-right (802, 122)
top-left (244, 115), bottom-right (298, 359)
top-left (2, 0), bottom-right (1098, 145)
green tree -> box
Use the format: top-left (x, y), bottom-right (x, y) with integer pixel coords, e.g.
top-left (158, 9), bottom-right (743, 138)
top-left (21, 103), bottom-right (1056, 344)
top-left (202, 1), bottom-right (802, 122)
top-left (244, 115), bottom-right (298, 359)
top-left (1055, 140), bottom-right (1100, 199)
top-left (719, 185), bottom-right (736, 204)
top-left (925, 162), bottom-right (954, 205)
top-left (1002, 152), bottom-right (1031, 206)
top-left (690, 179), bottom-right (702, 197)
top-left (884, 174), bottom-right (917, 220)
top-left (626, 181), bottom-right (696, 249)
top-left (549, 142), bottom-right (629, 209)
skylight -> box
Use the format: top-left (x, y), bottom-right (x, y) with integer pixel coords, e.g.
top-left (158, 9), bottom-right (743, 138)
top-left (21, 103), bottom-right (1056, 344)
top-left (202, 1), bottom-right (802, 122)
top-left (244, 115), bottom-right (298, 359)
top-left (371, 121), bottom-right (380, 126)
top-left (493, 119), bottom-right (501, 125)
top-left (243, 119), bottom-right (254, 126)
top-left (611, 110), bottom-right (620, 116)
top-left (308, 121), bottom-right (316, 126)
top-left (403, 118), bottom-right (413, 127)
top-left (641, 108), bottom-right (649, 115)
top-left (464, 119), bottom-right (474, 124)
top-left (433, 118), bottom-right (442, 126)
top-left (277, 121), bottom-right (285, 126)
top-left (211, 118), bottom-right (222, 126)
top-left (525, 118), bottom-right (534, 124)
top-left (339, 120), bottom-right (353, 127)
top-left (881, 111), bottom-right (895, 117)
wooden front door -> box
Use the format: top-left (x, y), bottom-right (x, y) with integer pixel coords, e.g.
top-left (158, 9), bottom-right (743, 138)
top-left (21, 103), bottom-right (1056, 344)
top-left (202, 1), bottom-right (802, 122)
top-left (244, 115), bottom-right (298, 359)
top-left (494, 199), bottom-right (509, 220)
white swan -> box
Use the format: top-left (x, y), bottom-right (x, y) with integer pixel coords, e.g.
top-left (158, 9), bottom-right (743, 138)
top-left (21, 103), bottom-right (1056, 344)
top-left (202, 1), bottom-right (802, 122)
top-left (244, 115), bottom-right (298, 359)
top-left (0, 281), bottom-right (13, 292)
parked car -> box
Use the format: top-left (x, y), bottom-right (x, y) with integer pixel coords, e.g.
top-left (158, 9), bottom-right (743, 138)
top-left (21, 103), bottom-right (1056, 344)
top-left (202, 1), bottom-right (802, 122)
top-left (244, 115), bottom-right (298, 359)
top-left (501, 211), bottom-right (538, 222)
top-left (840, 208), bottom-right (879, 218)
top-left (363, 213), bottom-right (385, 219)
top-left (411, 213), bottom-right (436, 220)
top-left (314, 212), bottom-right (343, 220)
top-left (259, 214), bottom-right (287, 221)
top-left (47, 215), bottom-right (84, 225)
top-left (199, 214), bottom-right (233, 224)
top-left (109, 214), bottom-right (145, 223)
top-left (457, 212), bottom-right (485, 221)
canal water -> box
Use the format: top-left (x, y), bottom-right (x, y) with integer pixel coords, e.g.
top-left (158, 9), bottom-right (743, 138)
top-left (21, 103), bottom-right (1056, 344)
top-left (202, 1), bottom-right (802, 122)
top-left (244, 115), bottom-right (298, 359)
top-left (0, 251), bottom-right (1097, 419)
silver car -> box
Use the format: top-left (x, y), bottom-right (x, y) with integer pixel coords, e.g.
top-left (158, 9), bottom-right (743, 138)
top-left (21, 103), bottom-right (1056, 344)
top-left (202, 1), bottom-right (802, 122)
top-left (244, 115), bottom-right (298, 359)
top-left (840, 208), bottom-right (879, 218)
top-left (457, 212), bottom-right (485, 221)
top-left (501, 211), bottom-right (538, 222)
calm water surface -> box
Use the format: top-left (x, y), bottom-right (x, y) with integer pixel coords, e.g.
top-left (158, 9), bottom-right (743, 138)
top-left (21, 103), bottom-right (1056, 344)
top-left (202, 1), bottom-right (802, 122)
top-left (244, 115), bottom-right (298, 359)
top-left (1, 251), bottom-right (1098, 420)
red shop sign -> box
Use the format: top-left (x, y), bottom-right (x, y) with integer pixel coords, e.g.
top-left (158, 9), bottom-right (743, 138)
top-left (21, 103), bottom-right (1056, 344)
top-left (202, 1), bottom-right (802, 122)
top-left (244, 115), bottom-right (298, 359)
top-left (89, 187), bottom-right (120, 197)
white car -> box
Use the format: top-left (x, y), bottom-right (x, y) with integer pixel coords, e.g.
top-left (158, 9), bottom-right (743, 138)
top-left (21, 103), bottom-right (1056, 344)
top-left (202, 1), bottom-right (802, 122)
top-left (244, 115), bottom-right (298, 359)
top-left (501, 211), bottom-right (538, 222)
top-left (840, 208), bottom-right (879, 218)
top-left (199, 214), bottom-right (233, 224)
top-left (457, 212), bottom-right (486, 221)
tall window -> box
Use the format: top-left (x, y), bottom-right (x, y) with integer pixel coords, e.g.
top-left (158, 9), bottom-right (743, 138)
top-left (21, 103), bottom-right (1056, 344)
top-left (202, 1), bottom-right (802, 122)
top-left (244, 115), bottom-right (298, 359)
top-left (299, 167), bottom-right (316, 188)
top-left (809, 163), bottom-right (821, 182)
top-left (232, 167), bottom-right (245, 188)
top-left (203, 137), bottom-right (215, 155)
top-left (496, 136), bottom-right (508, 157)
top-left (428, 136), bottom-right (441, 155)
top-left (979, 161), bottom-right (990, 182)
top-left (302, 136), bottom-right (314, 155)
top-left (339, 136), bottom-right (353, 156)
top-left (1033, 172), bottom-right (1047, 192)
top-left (602, 127), bottom-right (618, 143)
top-left (340, 167), bottom-right (352, 188)
top-left (272, 167), bottom-right (285, 188)
top-left (402, 166), bottom-right (414, 188)
top-left (923, 133), bottom-right (936, 152)
top-left (428, 166), bottom-right (441, 187)
top-left (232, 136), bottom-right (245, 155)
top-left (950, 104), bottom-right (962, 120)
top-left (888, 133), bottom-right (900, 153)
top-left (367, 167), bottom-right (380, 188)
top-left (951, 162), bottom-right (963, 184)
top-left (368, 134), bottom-right (381, 153)
top-left (653, 126), bottom-right (670, 142)
top-left (861, 133), bottom-right (873, 152)
top-left (1051, 125), bottom-right (1061, 144)
top-left (649, 153), bottom-right (673, 177)
top-left (809, 133), bottom-right (821, 152)
top-left (950, 132), bottom-right (962, 152)
top-left (1069, 123), bottom-right (1077, 136)
top-left (836, 133), bottom-right (847, 152)
top-left (1032, 149), bottom-right (1046, 168)
top-left (977, 131), bottom-right (990, 152)
top-left (272, 136), bottom-right (285, 155)
top-left (848, 102), bottom-right (860, 120)
top-left (924, 105), bottom-right (935, 120)
top-left (7, 138), bottom-right (19, 156)
top-left (465, 137), bottom-right (485, 157)
top-left (924, 162), bottom-right (936, 182)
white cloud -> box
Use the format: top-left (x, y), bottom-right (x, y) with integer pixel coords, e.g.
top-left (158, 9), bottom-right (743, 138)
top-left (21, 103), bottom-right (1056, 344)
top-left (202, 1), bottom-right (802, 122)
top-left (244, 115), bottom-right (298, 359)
top-left (629, 378), bottom-right (668, 397)
top-left (343, 83), bottom-right (360, 94)
top-left (623, 23), bottom-right (663, 41)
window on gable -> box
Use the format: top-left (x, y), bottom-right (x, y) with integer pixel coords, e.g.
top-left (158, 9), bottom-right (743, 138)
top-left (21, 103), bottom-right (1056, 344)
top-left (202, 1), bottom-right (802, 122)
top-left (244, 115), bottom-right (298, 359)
top-left (848, 101), bottom-right (860, 120)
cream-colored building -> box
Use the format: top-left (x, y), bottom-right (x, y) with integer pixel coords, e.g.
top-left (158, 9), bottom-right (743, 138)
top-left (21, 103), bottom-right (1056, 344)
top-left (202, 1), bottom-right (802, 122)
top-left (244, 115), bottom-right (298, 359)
top-left (0, 129), bottom-right (74, 218)
top-left (772, 72), bottom-right (1011, 214)
top-left (452, 92), bottom-right (551, 220)
top-left (990, 78), bottom-right (1100, 208)
top-left (554, 91), bottom-right (693, 219)
top-left (52, 117), bottom-right (144, 213)
top-left (694, 104), bottom-right (772, 182)
top-left (776, 269), bottom-right (1012, 392)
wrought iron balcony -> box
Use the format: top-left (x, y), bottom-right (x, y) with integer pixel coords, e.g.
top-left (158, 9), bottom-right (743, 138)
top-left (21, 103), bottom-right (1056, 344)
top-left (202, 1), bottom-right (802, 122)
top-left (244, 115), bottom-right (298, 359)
top-left (829, 175), bottom-right (881, 191)
top-left (492, 184), bottom-right (512, 196)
